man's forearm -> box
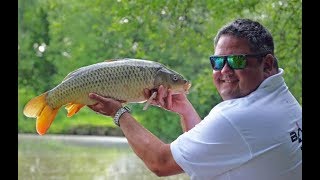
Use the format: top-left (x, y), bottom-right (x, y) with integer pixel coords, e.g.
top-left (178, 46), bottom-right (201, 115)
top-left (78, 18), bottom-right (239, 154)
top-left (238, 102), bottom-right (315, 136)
top-left (118, 112), bottom-right (183, 176)
top-left (178, 101), bottom-right (201, 132)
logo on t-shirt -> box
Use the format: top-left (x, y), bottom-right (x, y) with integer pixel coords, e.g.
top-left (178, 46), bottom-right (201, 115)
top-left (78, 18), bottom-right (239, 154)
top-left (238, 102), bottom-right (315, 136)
top-left (289, 122), bottom-right (302, 150)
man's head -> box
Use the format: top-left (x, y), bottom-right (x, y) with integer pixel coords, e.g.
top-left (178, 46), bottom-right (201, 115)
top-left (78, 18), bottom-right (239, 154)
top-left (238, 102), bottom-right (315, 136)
top-left (212, 18), bottom-right (278, 100)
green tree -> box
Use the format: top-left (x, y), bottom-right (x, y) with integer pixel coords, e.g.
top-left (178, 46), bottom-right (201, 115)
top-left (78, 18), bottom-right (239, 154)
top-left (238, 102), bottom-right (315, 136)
top-left (18, 0), bottom-right (302, 141)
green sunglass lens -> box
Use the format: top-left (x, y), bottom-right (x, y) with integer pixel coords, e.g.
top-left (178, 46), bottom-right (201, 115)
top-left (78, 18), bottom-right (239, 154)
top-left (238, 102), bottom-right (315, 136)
top-left (228, 56), bottom-right (246, 69)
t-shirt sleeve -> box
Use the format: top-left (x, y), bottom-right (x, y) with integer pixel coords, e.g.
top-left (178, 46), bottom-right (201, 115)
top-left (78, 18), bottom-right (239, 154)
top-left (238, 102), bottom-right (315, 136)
top-left (170, 111), bottom-right (252, 178)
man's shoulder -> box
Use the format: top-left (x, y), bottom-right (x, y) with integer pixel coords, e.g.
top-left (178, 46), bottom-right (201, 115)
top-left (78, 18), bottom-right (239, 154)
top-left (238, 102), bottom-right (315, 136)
top-left (214, 96), bottom-right (255, 110)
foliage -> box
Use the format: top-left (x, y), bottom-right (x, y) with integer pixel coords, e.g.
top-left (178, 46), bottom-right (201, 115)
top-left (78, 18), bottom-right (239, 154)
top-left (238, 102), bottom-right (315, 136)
top-left (18, 0), bottom-right (302, 141)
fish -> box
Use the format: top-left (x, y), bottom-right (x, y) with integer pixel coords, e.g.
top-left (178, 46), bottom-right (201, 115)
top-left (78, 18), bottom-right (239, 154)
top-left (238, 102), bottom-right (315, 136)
top-left (23, 58), bottom-right (191, 135)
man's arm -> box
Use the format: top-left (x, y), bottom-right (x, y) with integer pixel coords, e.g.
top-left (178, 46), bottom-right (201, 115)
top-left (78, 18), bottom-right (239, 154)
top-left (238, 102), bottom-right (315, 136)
top-left (118, 112), bottom-right (183, 176)
top-left (87, 86), bottom-right (201, 176)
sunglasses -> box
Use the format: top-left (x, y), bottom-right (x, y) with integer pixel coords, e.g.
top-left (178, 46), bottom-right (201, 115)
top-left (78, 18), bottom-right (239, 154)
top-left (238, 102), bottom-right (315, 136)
top-left (209, 53), bottom-right (267, 70)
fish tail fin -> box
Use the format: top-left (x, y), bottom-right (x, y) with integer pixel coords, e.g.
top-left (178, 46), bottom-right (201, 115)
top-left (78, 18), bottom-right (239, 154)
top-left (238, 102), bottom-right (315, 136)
top-left (65, 103), bottom-right (85, 117)
top-left (23, 92), bottom-right (60, 135)
top-left (36, 106), bottom-right (59, 135)
top-left (23, 92), bottom-right (48, 118)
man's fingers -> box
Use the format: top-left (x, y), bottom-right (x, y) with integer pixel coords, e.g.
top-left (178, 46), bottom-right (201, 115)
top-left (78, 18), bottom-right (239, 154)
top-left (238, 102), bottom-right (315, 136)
top-left (157, 85), bottom-right (165, 106)
top-left (88, 93), bottom-right (104, 101)
top-left (166, 89), bottom-right (173, 109)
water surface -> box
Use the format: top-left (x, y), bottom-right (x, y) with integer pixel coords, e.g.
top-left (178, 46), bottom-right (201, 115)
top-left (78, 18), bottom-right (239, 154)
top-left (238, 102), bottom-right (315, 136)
top-left (18, 134), bottom-right (189, 180)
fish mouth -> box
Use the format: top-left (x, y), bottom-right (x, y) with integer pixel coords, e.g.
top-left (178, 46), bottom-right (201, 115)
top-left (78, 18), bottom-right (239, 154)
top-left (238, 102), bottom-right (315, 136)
top-left (183, 81), bottom-right (192, 94)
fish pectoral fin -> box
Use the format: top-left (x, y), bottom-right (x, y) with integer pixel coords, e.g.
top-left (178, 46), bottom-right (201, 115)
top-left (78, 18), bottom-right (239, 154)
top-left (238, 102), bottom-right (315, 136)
top-left (36, 106), bottom-right (59, 135)
top-left (143, 91), bottom-right (157, 110)
top-left (65, 103), bottom-right (85, 117)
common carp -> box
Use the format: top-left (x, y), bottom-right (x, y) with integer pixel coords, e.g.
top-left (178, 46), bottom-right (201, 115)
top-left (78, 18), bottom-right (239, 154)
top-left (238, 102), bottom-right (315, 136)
top-left (23, 58), bottom-right (191, 135)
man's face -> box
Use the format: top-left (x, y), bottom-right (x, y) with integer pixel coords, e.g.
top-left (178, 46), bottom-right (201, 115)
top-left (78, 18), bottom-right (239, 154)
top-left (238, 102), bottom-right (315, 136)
top-left (213, 35), bottom-right (265, 100)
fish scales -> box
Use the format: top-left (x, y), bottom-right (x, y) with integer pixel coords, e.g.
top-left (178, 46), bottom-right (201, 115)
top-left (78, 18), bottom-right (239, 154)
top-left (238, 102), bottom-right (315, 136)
top-left (23, 58), bottom-right (191, 135)
top-left (47, 60), bottom-right (161, 108)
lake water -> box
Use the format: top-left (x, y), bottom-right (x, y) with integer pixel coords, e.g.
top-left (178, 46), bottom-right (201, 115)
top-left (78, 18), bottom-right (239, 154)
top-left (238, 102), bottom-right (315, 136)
top-left (18, 134), bottom-right (189, 180)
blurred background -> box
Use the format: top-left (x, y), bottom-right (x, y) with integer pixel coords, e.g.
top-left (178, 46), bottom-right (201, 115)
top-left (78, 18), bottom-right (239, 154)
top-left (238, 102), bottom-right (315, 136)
top-left (18, 0), bottom-right (302, 179)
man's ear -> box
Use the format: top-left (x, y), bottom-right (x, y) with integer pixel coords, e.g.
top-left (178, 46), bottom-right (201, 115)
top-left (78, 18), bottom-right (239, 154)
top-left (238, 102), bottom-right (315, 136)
top-left (263, 54), bottom-right (275, 77)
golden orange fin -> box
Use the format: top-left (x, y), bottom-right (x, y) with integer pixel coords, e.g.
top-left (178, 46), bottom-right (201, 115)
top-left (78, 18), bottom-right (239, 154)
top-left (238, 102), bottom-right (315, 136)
top-left (65, 103), bottom-right (85, 117)
top-left (36, 106), bottom-right (59, 135)
top-left (23, 92), bottom-right (60, 135)
top-left (23, 92), bottom-right (48, 118)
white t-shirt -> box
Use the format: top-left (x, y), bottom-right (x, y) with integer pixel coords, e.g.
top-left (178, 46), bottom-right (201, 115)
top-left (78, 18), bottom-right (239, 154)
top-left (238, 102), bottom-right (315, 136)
top-left (170, 68), bottom-right (302, 180)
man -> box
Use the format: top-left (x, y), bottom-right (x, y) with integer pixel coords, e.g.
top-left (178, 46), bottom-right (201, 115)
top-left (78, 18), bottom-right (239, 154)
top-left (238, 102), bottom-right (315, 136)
top-left (87, 18), bottom-right (302, 180)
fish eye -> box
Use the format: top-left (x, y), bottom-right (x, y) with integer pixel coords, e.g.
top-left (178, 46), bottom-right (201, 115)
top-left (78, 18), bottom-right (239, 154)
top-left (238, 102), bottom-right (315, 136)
top-left (172, 75), bottom-right (178, 81)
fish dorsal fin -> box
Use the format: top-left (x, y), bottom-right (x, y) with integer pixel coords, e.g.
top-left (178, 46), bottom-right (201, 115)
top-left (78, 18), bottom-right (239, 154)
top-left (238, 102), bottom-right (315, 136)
top-left (62, 68), bottom-right (84, 82)
top-left (62, 60), bottom-right (114, 82)
top-left (104, 58), bottom-right (117, 62)
top-left (62, 58), bottom-right (130, 82)
top-left (104, 58), bottom-right (129, 62)
top-left (62, 64), bottom-right (97, 82)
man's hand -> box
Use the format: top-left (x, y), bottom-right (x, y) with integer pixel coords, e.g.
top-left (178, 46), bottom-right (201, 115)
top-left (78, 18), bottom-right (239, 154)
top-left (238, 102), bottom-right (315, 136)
top-left (87, 85), bottom-right (190, 117)
top-left (87, 93), bottom-right (123, 117)
top-left (144, 85), bottom-right (189, 115)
